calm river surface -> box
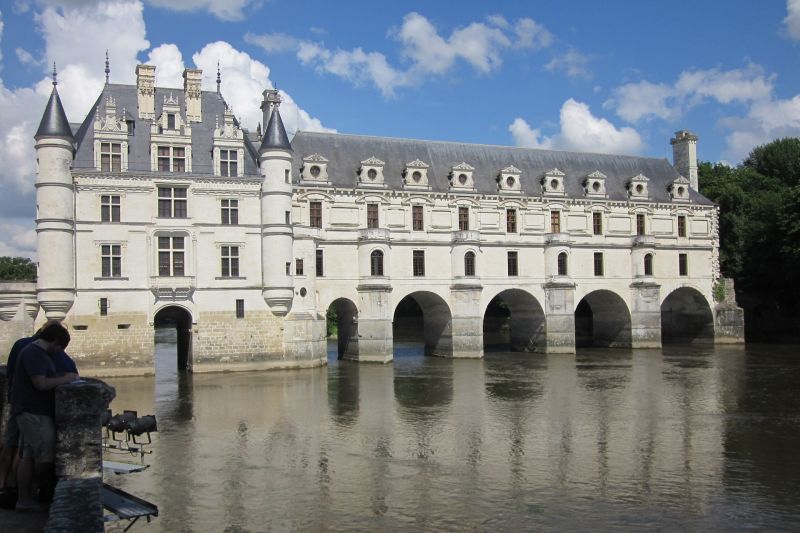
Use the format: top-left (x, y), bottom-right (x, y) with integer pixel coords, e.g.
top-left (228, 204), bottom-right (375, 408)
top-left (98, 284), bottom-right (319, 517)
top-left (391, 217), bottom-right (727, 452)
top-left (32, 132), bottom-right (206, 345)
top-left (104, 339), bottom-right (800, 532)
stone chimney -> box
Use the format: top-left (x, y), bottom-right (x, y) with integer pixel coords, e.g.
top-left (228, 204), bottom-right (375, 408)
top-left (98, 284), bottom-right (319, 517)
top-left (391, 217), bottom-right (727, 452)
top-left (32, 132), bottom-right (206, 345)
top-left (183, 68), bottom-right (203, 123)
top-left (260, 89), bottom-right (281, 133)
top-left (670, 130), bottom-right (698, 190)
top-left (136, 64), bottom-right (155, 120)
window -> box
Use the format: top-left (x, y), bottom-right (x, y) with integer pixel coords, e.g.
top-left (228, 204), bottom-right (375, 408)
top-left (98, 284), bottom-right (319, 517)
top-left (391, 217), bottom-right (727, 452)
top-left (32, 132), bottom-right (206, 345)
top-left (593, 212), bottom-right (603, 235)
top-left (101, 195), bottom-right (120, 222)
top-left (220, 149), bottom-right (238, 177)
top-left (677, 215), bottom-right (687, 237)
top-left (157, 146), bottom-right (186, 173)
top-left (507, 251), bottom-right (518, 276)
top-left (167, 113), bottom-right (176, 130)
top-left (458, 207), bottom-right (469, 231)
top-left (644, 254), bottom-right (653, 276)
top-left (158, 236), bottom-right (184, 276)
top-left (310, 201), bottom-right (322, 228)
top-left (636, 214), bottom-right (646, 236)
top-left (412, 205), bottom-right (424, 231)
top-left (295, 259), bottom-right (304, 276)
top-left (101, 244), bottom-right (121, 278)
top-left (464, 251), bottom-right (476, 277)
top-left (413, 250), bottom-right (425, 277)
top-left (557, 252), bottom-right (568, 276)
top-left (221, 199), bottom-right (238, 225)
top-left (367, 203), bottom-right (379, 229)
top-left (285, 169), bottom-right (290, 184)
top-left (370, 250), bottom-right (384, 276)
top-left (158, 187), bottom-right (187, 218)
top-left (99, 298), bottom-right (109, 317)
top-left (100, 142), bottom-right (121, 172)
top-left (506, 209), bottom-right (517, 233)
top-left (221, 245), bottom-right (239, 277)
top-left (594, 252), bottom-right (604, 276)
top-left (285, 211), bottom-right (291, 225)
top-left (316, 249), bottom-right (324, 277)
top-left (679, 253), bottom-right (688, 276)
top-left (285, 262), bottom-right (291, 275)
top-left (551, 211), bottom-right (561, 233)
top-left (236, 299), bottom-right (245, 319)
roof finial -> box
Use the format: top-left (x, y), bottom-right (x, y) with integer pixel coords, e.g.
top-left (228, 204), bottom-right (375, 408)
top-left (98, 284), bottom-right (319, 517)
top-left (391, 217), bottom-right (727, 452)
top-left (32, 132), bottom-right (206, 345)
top-left (52, 62), bottom-right (57, 86)
top-left (105, 50), bottom-right (110, 85)
top-left (216, 61), bottom-right (221, 95)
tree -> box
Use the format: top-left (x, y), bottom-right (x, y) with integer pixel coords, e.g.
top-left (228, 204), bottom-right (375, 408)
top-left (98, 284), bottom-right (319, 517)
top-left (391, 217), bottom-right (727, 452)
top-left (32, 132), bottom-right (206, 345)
top-left (0, 256), bottom-right (37, 281)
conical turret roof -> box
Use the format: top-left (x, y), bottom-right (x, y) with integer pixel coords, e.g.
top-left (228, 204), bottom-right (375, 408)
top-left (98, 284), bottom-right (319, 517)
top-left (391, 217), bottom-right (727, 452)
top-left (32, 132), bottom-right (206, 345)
top-left (259, 106), bottom-right (292, 152)
top-left (35, 85), bottom-right (74, 141)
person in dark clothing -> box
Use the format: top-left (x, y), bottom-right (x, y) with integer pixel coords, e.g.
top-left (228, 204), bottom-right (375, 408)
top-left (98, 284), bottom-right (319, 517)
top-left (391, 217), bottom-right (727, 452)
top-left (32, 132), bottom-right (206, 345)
top-left (10, 322), bottom-right (77, 511)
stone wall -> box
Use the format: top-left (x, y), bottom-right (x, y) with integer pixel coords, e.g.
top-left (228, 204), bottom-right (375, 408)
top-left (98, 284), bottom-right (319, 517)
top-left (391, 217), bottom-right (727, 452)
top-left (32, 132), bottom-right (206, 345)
top-left (0, 282), bottom-right (37, 359)
top-left (64, 312), bottom-right (155, 375)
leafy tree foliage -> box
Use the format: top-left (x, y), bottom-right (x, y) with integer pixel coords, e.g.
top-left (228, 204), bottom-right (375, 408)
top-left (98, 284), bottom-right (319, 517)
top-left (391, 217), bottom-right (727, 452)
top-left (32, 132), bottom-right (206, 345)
top-left (0, 256), bottom-right (37, 281)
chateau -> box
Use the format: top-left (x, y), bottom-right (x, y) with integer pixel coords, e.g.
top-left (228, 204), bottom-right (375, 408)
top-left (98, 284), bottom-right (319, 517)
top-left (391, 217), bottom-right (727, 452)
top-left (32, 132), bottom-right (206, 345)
top-left (1, 63), bottom-right (744, 376)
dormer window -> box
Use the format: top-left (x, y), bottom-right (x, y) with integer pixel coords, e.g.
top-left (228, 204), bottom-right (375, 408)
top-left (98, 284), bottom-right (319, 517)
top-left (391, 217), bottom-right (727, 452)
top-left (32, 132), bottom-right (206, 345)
top-left (449, 162), bottom-right (475, 190)
top-left (302, 154), bottom-right (329, 182)
top-left (403, 159), bottom-right (430, 188)
top-left (497, 165), bottom-right (522, 193)
top-left (669, 175), bottom-right (691, 202)
top-left (94, 96), bottom-right (129, 172)
top-left (100, 142), bottom-right (122, 172)
top-left (359, 156), bottom-right (385, 186)
top-left (542, 168), bottom-right (565, 196)
top-left (584, 170), bottom-right (607, 198)
top-left (628, 173), bottom-right (650, 200)
top-left (310, 165), bottom-right (321, 177)
top-left (157, 146), bottom-right (185, 173)
top-left (219, 149), bottom-right (238, 177)
top-left (167, 113), bottom-right (176, 130)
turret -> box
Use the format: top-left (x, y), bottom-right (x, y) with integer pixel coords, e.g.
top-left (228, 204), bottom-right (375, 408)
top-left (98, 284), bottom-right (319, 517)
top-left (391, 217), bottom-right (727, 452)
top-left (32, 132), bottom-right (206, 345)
top-left (34, 65), bottom-right (76, 319)
top-left (671, 130), bottom-right (698, 191)
top-left (259, 90), bottom-right (294, 316)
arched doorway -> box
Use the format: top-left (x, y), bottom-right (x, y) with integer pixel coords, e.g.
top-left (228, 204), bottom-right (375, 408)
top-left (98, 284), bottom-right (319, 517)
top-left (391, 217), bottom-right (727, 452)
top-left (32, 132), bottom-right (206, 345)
top-left (393, 292), bottom-right (452, 357)
top-left (574, 290), bottom-right (632, 348)
top-left (483, 289), bottom-right (546, 352)
top-left (661, 287), bottom-right (714, 343)
top-left (153, 305), bottom-right (193, 372)
top-left (326, 298), bottom-right (359, 360)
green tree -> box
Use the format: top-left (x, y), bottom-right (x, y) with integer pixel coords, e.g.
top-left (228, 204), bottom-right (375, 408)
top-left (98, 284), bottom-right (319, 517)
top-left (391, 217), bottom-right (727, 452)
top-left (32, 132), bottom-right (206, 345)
top-left (0, 256), bottom-right (37, 281)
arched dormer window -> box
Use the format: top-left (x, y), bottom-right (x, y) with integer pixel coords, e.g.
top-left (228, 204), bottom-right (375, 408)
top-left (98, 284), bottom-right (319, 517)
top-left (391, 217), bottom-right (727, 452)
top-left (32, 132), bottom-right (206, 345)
top-left (644, 253), bottom-right (653, 276)
top-left (370, 250), bottom-right (384, 276)
top-left (557, 252), bottom-right (568, 276)
top-left (464, 251), bottom-right (476, 277)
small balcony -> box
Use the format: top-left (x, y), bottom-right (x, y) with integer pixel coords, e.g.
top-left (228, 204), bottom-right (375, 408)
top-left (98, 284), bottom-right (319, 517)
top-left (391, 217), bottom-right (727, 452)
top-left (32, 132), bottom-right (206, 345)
top-left (545, 232), bottom-right (571, 246)
top-left (632, 235), bottom-right (656, 247)
top-left (149, 275), bottom-right (196, 301)
top-left (358, 228), bottom-right (391, 242)
top-left (451, 230), bottom-right (480, 244)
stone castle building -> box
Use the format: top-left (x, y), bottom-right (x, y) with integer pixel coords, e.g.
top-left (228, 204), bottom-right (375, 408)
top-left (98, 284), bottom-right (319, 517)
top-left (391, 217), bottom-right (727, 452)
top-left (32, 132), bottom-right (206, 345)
top-left (0, 64), bottom-right (743, 375)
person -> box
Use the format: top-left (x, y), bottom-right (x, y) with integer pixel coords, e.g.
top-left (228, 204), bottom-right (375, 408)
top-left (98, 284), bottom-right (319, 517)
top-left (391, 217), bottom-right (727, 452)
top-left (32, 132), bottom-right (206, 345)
top-left (10, 322), bottom-right (77, 511)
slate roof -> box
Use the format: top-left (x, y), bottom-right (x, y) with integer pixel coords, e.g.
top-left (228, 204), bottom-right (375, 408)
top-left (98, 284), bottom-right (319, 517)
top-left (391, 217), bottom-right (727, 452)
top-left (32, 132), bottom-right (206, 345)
top-left (260, 107), bottom-right (292, 152)
top-left (290, 132), bottom-right (714, 205)
top-left (35, 85), bottom-right (74, 141)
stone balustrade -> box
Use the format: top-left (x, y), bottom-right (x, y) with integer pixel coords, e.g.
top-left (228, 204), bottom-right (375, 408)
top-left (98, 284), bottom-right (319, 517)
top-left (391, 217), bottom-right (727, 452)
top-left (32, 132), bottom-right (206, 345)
top-left (451, 230), bottom-right (480, 243)
top-left (358, 227), bottom-right (391, 242)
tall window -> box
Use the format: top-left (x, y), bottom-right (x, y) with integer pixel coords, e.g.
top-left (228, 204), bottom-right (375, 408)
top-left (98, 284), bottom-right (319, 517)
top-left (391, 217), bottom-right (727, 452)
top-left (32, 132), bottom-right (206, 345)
top-left (310, 201), bottom-right (322, 228)
top-left (157, 146), bottom-right (186, 173)
top-left (636, 214), bottom-right (646, 236)
top-left (677, 215), bottom-right (687, 237)
top-left (506, 209), bottom-right (517, 233)
top-left (99, 298), bottom-right (109, 317)
top-left (458, 207), bottom-right (469, 231)
top-left (221, 245), bottom-right (239, 277)
top-left (679, 253), bottom-right (688, 276)
top-left (220, 149), bottom-right (238, 177)
top-left (370, 250), bottom-right (384, 276)
top-left (167, 113), bottom-right (176, 130)
top-left (221, 199), bottom-right (238, 225)
top-left (464, 251), bottom-right (476, 276)
top-left (100, 142), bottom-right (121, 172)
top-left (551, 211), bottom-right (561, 233)
top-left (413, 250), bottom-right (425, 277)
top-left (101, 195), bottom-right (120, 222)
top-left (507, 251), bottom-right (519, 276)
top-left (158, 236), bottom-right (184, 276)
top-left (367, 203), bottom-right (379, 229)
top-left (593, 212), bottom-right (603, 235)
top-left (316, 249), bottom-right (324, 277)
top-left (594, 252), bottom-right (604, 276)
top-left (557, 252), bottom-right (568, 276)
top-left (295, 259), bottom-right (304, 276)
top-left (644, 253), bottom-right (653, 276)
top-left (412, 205), bottom-right (424, 231)
top-left (101, 244), bottom-right (121, 278)
top-left (158, 187), bottom-right (187, 218)
top-left (235, 299), bottom-right (245, 319)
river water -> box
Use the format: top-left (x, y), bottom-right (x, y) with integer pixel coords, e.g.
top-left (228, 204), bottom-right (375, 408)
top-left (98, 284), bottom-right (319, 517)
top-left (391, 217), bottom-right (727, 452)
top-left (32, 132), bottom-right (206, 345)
top-left (104, 339), bottom-right (800, 531)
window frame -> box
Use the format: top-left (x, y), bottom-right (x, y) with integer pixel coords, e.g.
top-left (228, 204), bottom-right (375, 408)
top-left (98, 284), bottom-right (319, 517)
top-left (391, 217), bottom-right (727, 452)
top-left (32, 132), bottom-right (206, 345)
top-left (464, 251), bottom-right (476, 277)
top-left (100, 142), bottom-right (122, 172)
top-left (156, 145), bottom-right (186, 173)
top-left (593, 252), bottom-right (604, 276)
top-left (644, 253), bottom-right (653, 276)
top-left (370, 249), bottom-right (384, 277)
top-left (592, 212), bottom-right (603, 235)
top-left (295, 258), bottom-right (304, 276)
top-left (235, 299), bottom-right (245, 319)
top-left (678, 253), bottom-right (688, 276)
top-left (101, 244), bottom-right (122, 278)
top-left (367, 203), bottom-right (380, 229)
top-left (316, 249), bottom-right (324, 277)
top-left (412, 205), bottom-right (424, 231)
top-left (310, 201), bottom-right (323, 229)
top-left (221, 245), bottom-right (240, 278)
top-left (219, 149), bottom-right (238, 177)
top-left (677, 215), bottom-right (687, 237)
top-left (157, 235), bottom-right (185, 277)
top-left (557, 252), bottom-right (568, 276)
top-left (636, 213), bottom-right (646, 236)
top-left (221, 198), bottom-right (239, 225)
top-left (101, 195), bottom-right (120, 223)
top-left (507, 251), bottom-right (519, 277)
top-left (458, 207), bottom-right (469, 231)
top-left (551, 210), bottom-right (561, 233)
top-left (158, 186), bottom-right (188, 219)
top-left (412, 250), bottom-right (425, 277)
top-left (506, 208), bottom-right (517, 233)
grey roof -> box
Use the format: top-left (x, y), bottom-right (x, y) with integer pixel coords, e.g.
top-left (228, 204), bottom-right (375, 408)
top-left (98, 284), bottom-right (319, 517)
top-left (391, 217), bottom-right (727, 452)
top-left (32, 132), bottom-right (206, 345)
top-left (259, 107), bottom-right (292, 152)
top-left (290, 131), bottom-right (714, 205)
top-left (35, 85), bottom-right (74, 141)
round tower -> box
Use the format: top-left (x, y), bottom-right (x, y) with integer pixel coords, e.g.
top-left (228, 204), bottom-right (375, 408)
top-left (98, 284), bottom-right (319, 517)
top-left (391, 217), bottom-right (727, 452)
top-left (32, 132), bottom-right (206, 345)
top-left (259, 90), bottom-right (294, 316)
top-left (34, 68), bottom-right (76, 320)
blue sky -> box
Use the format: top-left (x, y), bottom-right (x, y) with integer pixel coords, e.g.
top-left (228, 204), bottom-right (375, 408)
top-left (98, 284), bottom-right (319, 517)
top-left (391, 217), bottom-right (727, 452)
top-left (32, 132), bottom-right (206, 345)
top-left (0, 0), bottom-right (799, 257)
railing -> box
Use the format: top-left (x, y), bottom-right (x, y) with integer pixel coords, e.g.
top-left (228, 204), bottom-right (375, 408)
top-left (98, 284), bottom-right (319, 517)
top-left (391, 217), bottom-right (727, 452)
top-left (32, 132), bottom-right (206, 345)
top-left (149, 276), bottom-right (195, 301)
top-left (545, 232), bottom-right (571, 245)
top-left (451, 230), bottom-right (480, 243)
top-left (358, 228), bottom-right (391, 242)
top-left (632, 235), bottom-right (656, 247)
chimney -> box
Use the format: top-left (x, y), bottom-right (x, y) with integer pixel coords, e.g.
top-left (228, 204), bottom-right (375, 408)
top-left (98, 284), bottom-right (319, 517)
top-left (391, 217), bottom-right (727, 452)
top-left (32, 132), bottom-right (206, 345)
top-left (183, 68), bottom-right (203, 123)
top-left (136, 64), bottom-right (156, 120)
top-left (670, 130), bottom-right (699, 190)
top-left (260, 89), bottom-right (281, 132)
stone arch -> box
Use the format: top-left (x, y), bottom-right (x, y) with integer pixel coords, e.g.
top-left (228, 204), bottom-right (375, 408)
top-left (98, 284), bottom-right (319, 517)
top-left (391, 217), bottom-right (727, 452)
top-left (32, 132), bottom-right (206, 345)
top-left (153, 305), bottom-right (193, 372)
top-left (327, 297), bottom-right (359, 360)
top-left (393, 291), bottom-right (452, 357)
top-left (483, 289), bottom-right (546, 352)
top-left (574, 290), bottom-right (632, 348)
top-left (661, 287), bottom-right (714, 344)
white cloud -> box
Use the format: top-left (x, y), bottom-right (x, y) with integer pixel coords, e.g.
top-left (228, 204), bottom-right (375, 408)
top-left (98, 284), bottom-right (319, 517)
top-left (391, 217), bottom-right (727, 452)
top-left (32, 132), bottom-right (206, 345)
top-left (721, 95), bottom-right (800, 161)
top-left (144, 0), bottom-right (253, 21)
top-left (16, 48), bottom-right (42, 66)
top-left (510, 99), bottom-right (644, 155)
top-left (545, 48), bottom-right (591, 79)
top-left (147, 43), bottom-right (185, 88)
top-left (244, 32), bottom-right (299, 54)
top-left (0, 221), bottom-right (37, 258)
top-left (607, 80), bottom-right (676, 123)
top-left (785, 0), bottom-right (800, 40)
